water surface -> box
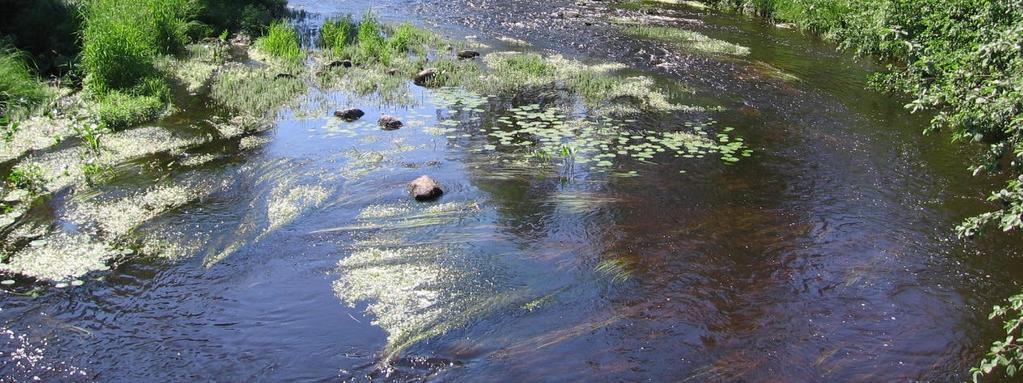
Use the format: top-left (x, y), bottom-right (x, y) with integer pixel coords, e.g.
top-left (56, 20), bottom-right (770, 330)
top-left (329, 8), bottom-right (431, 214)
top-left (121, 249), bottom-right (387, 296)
top-left (2, 0), bottom-right (1022, 382)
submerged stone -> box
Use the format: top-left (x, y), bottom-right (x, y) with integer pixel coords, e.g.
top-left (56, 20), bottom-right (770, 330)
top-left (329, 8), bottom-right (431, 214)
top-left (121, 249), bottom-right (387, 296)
top-left (334, 108), bottom-right (365, 122)
top-left (457, 50), bottom-right (480, 60)
top-left (413, 68), bottom-right (437, 86)
top-left (378, 115), bottom-right (404, 130)
top-left (409, 175), bottom-right (443, 201)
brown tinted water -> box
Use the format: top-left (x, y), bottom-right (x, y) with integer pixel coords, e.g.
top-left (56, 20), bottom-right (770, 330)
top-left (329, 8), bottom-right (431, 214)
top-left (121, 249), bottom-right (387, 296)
top-left (2, 0), bottom-right (1022, 382)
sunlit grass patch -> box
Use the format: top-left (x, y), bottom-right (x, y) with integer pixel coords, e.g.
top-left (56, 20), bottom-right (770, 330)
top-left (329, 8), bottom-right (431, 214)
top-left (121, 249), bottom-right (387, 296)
top-left (95, 90), bottom-right (167, 130)
top-left (156, 42), bottom-right (232, 93)
top-left (620, 24), bottom-right (750, 56)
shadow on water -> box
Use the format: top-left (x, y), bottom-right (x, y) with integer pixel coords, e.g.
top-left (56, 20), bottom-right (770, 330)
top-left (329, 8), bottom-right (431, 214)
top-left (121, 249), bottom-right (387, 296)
top-left (2, 0), bottom-right (1023, 382)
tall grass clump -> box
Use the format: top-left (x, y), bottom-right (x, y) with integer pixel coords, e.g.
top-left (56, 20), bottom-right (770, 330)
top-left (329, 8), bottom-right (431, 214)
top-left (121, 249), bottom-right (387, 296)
top-left (319, 14), bottom-right (437, 65)
top-left (0, 47), bottom-right (50, 120)
top-left (355, 13), bottom-right (388, 64)
top-left (256, 21), bottom-right (304, 62)
top-left (81, 0), bottom-right (199, 129)
top-left (82, 0), bottom-right (197, 92)
top-left (320, 15), bottom-right (356, 56)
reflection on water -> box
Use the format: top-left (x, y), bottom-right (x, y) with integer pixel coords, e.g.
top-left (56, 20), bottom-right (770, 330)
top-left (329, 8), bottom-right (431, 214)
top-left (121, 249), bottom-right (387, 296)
top-left (2, 0), bottom-right (1023, 381)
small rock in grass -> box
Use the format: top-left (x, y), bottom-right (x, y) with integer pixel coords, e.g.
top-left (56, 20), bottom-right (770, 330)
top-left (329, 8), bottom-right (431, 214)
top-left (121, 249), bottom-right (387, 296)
top-left (378, 115), bottom-right (404, 130)
top-left (413, 68), bottom-right (437, 86)
top-left (409, 175), bottom-right (443, 201)
top-left (334, 108), bottom-right (365, 121)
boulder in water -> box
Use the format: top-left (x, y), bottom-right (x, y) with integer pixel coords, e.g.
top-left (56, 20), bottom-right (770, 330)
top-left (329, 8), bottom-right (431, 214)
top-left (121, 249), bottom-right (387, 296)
top-left (378, 115), bottom-right (403, 130)
top-left (409, 175), bottom-right (443, 201)
top-left (334, 108), bottom-right (365, 121)
top-left (413, 68), bottom-right (437, 86)
top-left (457, 50), bottom-right (480, 60)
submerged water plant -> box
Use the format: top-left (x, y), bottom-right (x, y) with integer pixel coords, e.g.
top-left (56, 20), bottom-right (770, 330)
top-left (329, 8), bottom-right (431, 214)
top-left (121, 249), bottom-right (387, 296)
top-left (619, 24), bottom-right (750, 56)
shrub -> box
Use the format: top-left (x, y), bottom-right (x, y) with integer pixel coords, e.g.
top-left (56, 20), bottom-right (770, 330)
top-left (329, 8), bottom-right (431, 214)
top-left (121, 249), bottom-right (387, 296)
top-left (255, 21), bottom-right (304, 62)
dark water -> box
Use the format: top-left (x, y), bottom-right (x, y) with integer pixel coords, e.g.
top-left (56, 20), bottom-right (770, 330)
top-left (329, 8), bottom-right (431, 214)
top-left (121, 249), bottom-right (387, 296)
top-left (3, 0), bottom-right (1023, 382)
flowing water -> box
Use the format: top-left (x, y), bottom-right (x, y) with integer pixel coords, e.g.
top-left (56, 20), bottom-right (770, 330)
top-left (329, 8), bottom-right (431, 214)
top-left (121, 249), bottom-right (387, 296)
top-left (2, 0), bottom-right (1023, 381)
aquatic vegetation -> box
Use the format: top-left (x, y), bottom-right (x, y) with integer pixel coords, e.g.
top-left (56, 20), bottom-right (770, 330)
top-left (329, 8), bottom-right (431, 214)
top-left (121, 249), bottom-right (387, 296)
top-left (264, 184), bottom-right (329, 235)
top-left (615, 0), bottom-right (709, 11)
top-left (619, 24), bottom-right (750, 56)
top-left (255, 21), bottom-right (304, 62)
top-left (595, 257), bottom-right (633, 284)
top-left (320, 64), bottom-right (416, 106)
top-left (334, 244), bottom-right (509, 359)
top-left (72, 183), bottom-right (212, 237)
top-left (0, 233), bottom-right (121, 281)
top-left (466, 103), bottom-right (751, 172)
top-left (210, 64), bottom-right (306, 116)
top-left (496, 36), bottom-right (531, 47)
top-left (446, 53), bottom-right (683, 115)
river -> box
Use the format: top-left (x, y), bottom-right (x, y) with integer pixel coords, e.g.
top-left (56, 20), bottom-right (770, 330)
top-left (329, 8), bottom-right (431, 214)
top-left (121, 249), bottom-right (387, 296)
top-left (2, 0), bottom-right (1022, 381)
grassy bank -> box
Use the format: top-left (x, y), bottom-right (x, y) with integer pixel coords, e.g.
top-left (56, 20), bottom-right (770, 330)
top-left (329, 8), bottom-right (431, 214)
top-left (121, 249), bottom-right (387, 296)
top-left (0, 48), bottom-right (50, 123)
top-left (0, 0), bottom-right (287, 132)
top-left (694, 0), bottom-right (1023, 380)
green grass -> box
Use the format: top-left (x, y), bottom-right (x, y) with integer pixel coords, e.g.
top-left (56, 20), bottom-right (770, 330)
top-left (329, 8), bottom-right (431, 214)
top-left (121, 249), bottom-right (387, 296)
top-left (256, 21), bottom-right (304, 62)
top-left (320, 15), bottom-right (357, 56)
top-left (82, 0), bottom-right (196, 92)
top-left (96, 92), bottom-right (167, 131)
top-left (320, 13), bottom-right (439, 65)
top-left (0, 47), bottom-right (50, 120)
